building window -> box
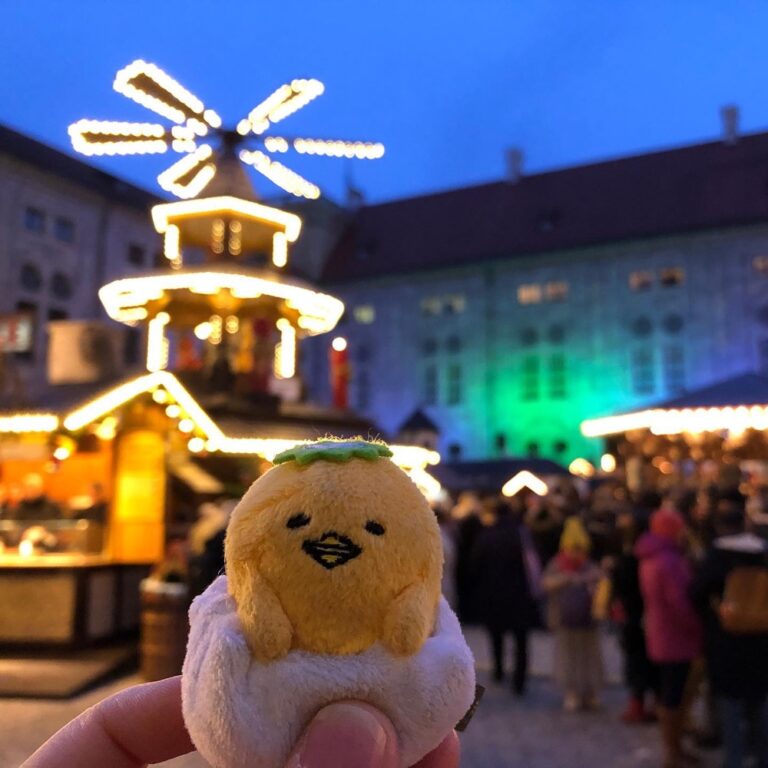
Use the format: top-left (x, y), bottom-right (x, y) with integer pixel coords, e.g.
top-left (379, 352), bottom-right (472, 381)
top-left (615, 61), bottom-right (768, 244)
top-left (54, 217), bottom-right (75, 243)
top-left (446, 335), bottom-right (462, 353)
top-left (448, 443), bottom-right (462, 461)
top-left (517, 284), bottom-right (542, 305)
top-left (520, 327), bottom-right (538, 347)
top-left (420, 295), bottom-right (465, 316)
top-left (548, 324), bottom-right (565, 344)
top-left (548, 354), bottom-right (567, 399)
top-left (51, 272), bottom-right (73, 301)
top-left (545, 281), bottom-right (569, 302)
top-left (631, 348), bottom-right (655, 395)
top-left (521, 355), bottom-right (540, 400)
top-left (24, 206), bottom-right (45, 233)
top-left (420, 297), bottom-right (442, 316)
top-left (423, 338), bottom-right (438, 355)
top-left (632, 316), bottom-right (653, 338)
top-left (663, 345), bottom-right (685, 394)
top-left (662, 313), bottom-right (684, 334)
top-left (20, 263), bottom-right (42, 292)
top-left (660, 267), bottom-right (685, 287)
top-left (753, 256), bottom-right (768, 275)
top-left (15, 301), bottom-right (36, 361)
top-left (356, 369), bottom-right (370, 410)
top-left (48, 308), bottom-right (69, 322)
top-left (424, 364), bottom-right (438, 405)
top-left (526, 441), bottom-right (540, 458)
top-left (494, 433), bottom-right (506, 455)
top-left (553, 440), bottom-right (568, 455)
top-left (444, 295), bottom-right (466, 314)
top-left (128, 243), bottom-right (146, 266)
top-left (353, 305), bottom-right (375, 324)
top-left (629, 271), bottom-right (653, 291)
top-left (447, 364), bottom-right (462, 405)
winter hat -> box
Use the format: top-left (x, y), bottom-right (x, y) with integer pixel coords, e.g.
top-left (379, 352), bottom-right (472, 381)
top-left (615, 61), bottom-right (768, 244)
top-left (559, 516), bottom-right (591, 553)
top-left (650, 508), bottom-right (685, 540)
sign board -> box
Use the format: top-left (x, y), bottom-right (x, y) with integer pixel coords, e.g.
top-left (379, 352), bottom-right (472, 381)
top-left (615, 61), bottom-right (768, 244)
top-left (47, 321), bottom-right (125, 385)
top-left (0, 313), bottom-right (34, 353)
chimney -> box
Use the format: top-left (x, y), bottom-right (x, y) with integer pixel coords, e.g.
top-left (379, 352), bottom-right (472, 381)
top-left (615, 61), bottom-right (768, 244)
top-left (720, 105), bottom-right (739, 145)
top-left (345, 182), bottom-right (365, 211)
top-left (505, 147), bottom-right (524, 183)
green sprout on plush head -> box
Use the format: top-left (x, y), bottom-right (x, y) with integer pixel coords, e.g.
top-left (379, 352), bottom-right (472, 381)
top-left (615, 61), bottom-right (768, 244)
top-left (273, 439), bottom-right (393, 466)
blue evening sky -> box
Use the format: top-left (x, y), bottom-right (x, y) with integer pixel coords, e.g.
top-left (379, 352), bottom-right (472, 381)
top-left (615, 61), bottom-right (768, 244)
top-left (0, 1), bottom-right (766, 204)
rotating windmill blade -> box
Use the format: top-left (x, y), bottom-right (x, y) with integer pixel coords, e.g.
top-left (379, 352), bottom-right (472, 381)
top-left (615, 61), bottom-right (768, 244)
top-left (69, 61), bottom-right (384, 200)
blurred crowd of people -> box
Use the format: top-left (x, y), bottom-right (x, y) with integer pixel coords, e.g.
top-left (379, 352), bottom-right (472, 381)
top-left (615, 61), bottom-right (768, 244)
top-left (434, 476), bottom-right (768, 768)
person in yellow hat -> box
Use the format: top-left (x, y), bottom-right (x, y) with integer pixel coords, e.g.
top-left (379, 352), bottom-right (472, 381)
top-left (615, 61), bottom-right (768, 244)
top-left (542, 516), bottom-right (605, 711)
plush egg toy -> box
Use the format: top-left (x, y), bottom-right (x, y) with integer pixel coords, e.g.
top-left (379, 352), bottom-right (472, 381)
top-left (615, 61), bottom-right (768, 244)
top-left (182, 439), bottom-right (476, 768)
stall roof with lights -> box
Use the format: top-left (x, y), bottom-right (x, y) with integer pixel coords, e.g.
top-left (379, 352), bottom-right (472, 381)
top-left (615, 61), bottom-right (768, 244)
top-left (581, 372), bottom-right (768, 437)
top-left (432, 457), bottom-right (570, 494)
top-left (0, 372), bottom-right (439, 470)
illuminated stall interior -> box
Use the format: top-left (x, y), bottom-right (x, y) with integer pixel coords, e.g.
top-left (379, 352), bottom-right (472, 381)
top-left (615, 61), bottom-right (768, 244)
top-left (581, 373), bottom-right (768, 489)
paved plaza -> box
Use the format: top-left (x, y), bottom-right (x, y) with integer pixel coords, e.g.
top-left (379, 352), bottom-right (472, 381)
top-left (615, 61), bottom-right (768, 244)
top-left (1, 629), bottom-right (723, 768)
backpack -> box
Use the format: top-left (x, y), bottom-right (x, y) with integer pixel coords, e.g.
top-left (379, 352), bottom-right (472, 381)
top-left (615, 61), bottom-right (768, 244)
top-left (719, 565), bottom-right (768, 634)
top-left (558, 581), bottom-right (594, 629)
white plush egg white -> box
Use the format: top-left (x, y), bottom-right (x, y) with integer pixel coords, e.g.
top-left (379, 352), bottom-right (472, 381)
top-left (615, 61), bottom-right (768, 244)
top-left (182, 576), bottom-right (476, 768)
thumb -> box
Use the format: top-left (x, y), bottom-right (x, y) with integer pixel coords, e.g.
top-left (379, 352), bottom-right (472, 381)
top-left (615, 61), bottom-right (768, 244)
top-left (285, 701), bottom-right (400, 768)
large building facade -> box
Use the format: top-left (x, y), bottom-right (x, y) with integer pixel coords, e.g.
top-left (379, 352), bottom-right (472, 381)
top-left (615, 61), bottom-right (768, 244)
top-left (304, 126), bottom-right (768, 464)
top-left (0, 125), bottom-right (161, 403)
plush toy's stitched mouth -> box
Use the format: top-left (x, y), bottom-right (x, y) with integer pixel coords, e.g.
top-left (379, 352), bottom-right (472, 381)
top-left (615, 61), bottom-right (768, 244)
top-left (302, 531), bottom-right (361, 570)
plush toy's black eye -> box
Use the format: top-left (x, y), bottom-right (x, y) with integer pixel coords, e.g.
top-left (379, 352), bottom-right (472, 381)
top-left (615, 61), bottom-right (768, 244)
top-left (286, 512), bottom-right (311, 529)
top-left (365, 520), bottom-right (385, 536)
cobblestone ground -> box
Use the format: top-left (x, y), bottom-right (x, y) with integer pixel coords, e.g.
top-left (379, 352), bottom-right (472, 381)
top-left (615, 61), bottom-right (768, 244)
top-left (1, 629), bottom-right (723, 768)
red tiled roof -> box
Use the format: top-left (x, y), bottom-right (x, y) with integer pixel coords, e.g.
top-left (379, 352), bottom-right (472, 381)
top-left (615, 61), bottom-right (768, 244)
top-left (323, 132), bottom-right (768, 282)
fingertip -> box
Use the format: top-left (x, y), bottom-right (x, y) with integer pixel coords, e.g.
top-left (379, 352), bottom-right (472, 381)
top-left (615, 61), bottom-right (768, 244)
top-left (412, 731), bottom-right (460, 768)
top-left (286, 701), bottom-right (399, 768)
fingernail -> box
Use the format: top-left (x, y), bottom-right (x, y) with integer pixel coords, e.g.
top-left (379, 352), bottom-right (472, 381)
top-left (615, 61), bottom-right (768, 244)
top-left (290, 702), bottom-right (395, 768)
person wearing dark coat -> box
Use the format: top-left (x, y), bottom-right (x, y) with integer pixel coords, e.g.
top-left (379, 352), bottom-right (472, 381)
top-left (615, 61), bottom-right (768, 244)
top-left (691, 503), bottom-right (768, 768)
top-left (612, 510), bottom-right (659, 723)
top-left (468, 501), bottom-right (540, 695)
top-left (454, 494), bottom-right (485, 625)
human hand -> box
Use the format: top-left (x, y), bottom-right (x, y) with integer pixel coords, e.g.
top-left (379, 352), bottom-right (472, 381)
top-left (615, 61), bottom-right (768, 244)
top-left (21, 676), bottom-right (460, 768)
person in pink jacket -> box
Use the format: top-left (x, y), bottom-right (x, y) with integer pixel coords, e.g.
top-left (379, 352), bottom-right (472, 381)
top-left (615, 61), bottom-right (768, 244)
top-left (636, 508), bottom-right (702, 768)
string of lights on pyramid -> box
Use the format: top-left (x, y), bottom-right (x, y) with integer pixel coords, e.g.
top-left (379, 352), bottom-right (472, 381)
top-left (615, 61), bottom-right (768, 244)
top-left (68, 59), bottom-right (385, 200)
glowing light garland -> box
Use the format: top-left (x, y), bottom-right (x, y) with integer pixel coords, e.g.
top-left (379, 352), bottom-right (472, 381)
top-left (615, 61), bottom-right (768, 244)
top-left (240, 80), bottom-right (325, 136)
top-left (292, 138), bottom-right (385, 159)
top-left (114, 60), bottom-right (207, 125)
top-left (274, 319), bottom-right (296, 378)
top-left (272, 231), bottom-right (288, 268)
top-left (407, 467), bottom-right (443, 501)
top-left (581, 404), bottom-right (768, 437)
top-left (68, 120), bottom-right (169, 156)
top-left (501, 471), bottom-right (549, 497)
top-left (239, 150), bottom-right (320, 199)
top-left (99, 270), bottom-right (344, 336)
top-left (157, 145), bottom-right (216, 199)
top-left (0, 414), bottom-right (59, 433)
top-left (152, 196), bottom-right (302, 242)
top-left (55, 372), bottom-right (438, 471)
top-left (71, 63), bottom-right (383, 201)
top-left (146, 313), bottom-right (170, 372)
